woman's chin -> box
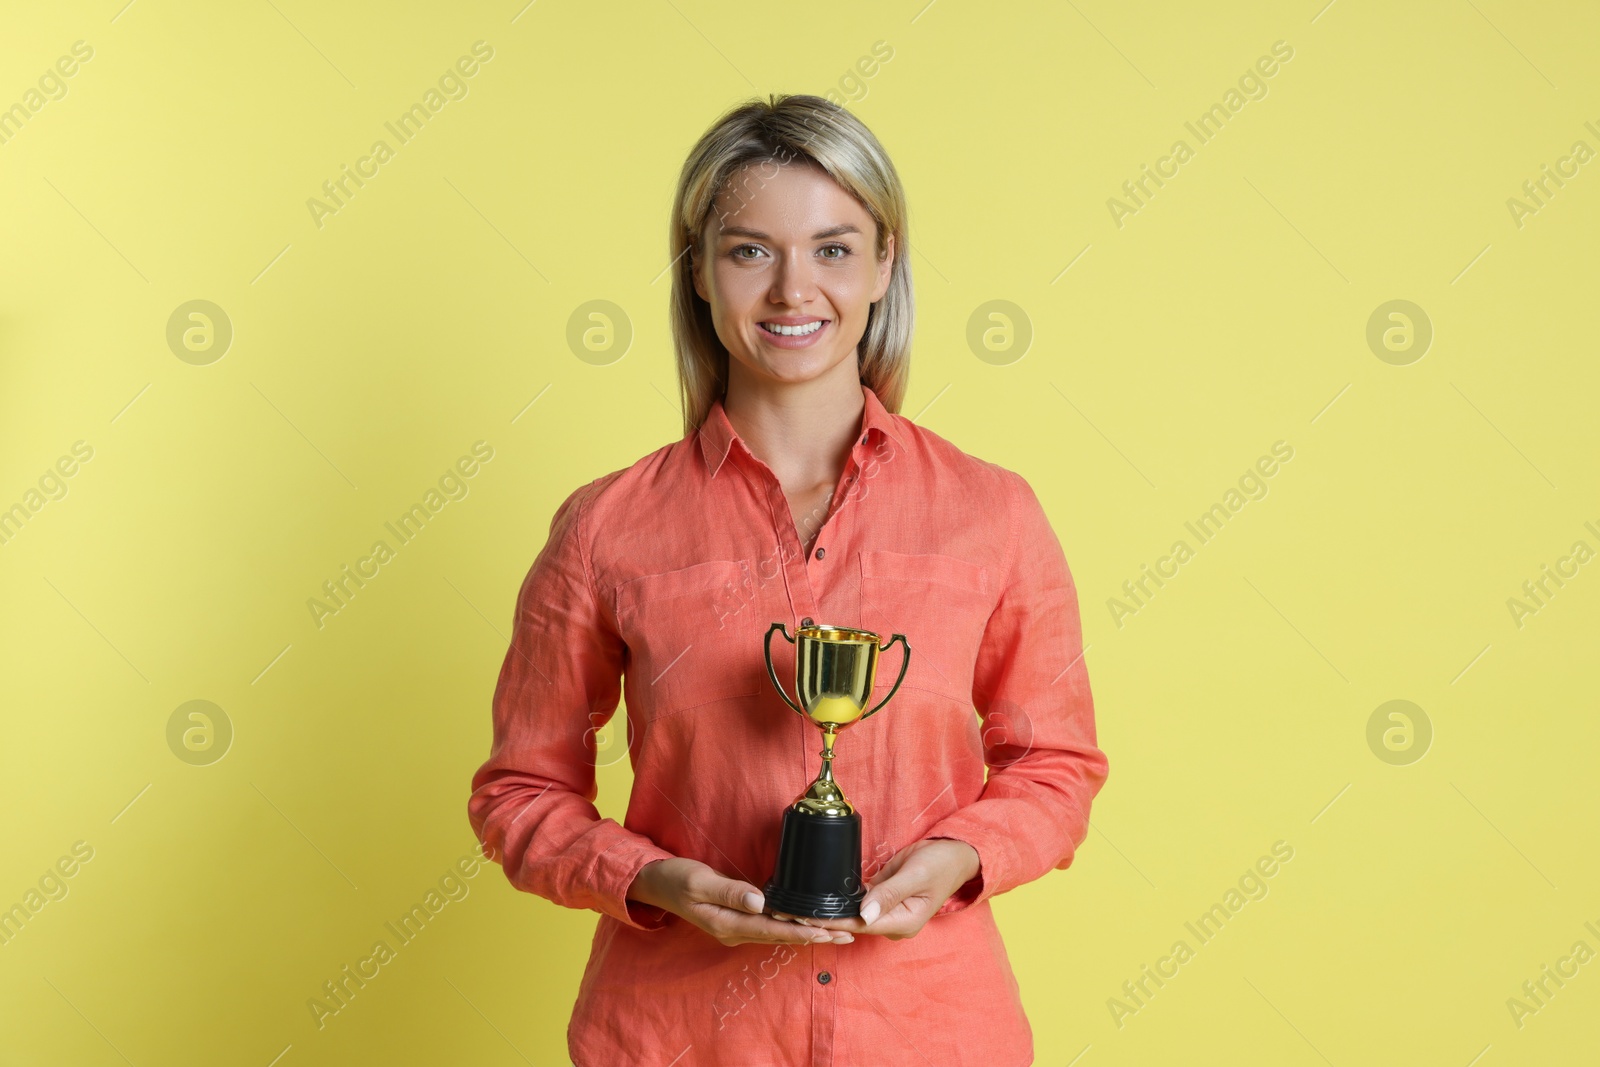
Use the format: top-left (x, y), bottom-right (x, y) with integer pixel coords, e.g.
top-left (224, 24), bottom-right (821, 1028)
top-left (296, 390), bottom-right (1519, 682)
top-left (731, 347), bottom-right (853, 384)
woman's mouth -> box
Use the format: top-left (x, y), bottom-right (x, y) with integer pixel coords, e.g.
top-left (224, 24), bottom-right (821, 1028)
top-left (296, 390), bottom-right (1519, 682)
top-left (757, 318), bottom-right (830, 348)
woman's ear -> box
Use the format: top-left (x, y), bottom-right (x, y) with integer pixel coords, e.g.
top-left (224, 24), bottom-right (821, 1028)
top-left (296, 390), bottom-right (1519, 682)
top-left (870, 231), bottom-right (895, 302)
top-left (690, 242), bottom-right (709, 302)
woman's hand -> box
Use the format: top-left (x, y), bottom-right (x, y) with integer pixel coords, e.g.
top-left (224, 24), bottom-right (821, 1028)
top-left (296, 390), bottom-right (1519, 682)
top-left (772, 838), bottom-right (980, 940)
top-left (628, 857), bottom-right (855, 947)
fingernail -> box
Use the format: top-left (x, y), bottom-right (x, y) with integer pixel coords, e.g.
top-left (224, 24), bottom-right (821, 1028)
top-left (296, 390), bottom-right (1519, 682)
top-left (833, 933), bottom-right (854, 944)
top-left (743, 891), bottom-right (763, 912)
top-left (860, 901), bottom-right (880, 925)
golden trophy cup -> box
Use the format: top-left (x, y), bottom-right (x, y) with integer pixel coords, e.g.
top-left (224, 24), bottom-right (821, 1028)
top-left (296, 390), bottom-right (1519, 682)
top-left (761, 622), bottom-right (910, 918)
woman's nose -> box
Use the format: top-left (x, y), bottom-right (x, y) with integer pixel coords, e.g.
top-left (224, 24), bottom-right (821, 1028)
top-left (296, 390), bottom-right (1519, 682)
top-left (770, 249), bottom-right (818, 306)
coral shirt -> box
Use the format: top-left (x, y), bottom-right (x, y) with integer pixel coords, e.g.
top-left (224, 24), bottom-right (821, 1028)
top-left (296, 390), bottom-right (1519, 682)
top-left (467, 383), bottom-right (1109, 1067)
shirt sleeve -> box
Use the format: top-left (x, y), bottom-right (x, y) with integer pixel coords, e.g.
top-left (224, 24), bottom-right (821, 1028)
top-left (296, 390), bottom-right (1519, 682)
top-left (467, 478), bottom-right (677, 931)
top-left (924, 468), bottom-right (1110, 915)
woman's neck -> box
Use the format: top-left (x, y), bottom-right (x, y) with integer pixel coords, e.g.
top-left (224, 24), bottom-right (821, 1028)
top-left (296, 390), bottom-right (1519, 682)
top-left (721, 362), bottom-right (866, 493)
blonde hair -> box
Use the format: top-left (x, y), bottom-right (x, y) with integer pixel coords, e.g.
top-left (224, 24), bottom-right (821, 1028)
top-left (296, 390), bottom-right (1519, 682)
top-left (668, 93), bottom-right (914, 437)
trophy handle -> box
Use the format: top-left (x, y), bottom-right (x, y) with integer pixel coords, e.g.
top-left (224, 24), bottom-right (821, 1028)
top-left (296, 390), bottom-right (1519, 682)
top-left (861, 633), bottom-right (910, 720)
top-left (764, 622), bottom-right (805, 716)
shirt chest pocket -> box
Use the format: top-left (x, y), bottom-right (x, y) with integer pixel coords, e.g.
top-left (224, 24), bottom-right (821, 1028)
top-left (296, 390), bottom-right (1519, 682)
top-left (613, 559), bottom-right (769, 721)
top-left (858, 550), bottom-right (993, 705)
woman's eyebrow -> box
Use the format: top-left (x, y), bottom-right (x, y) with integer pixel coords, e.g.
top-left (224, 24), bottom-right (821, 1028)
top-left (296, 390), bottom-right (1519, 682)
top-left (716, 223), bottom-right (862, 240)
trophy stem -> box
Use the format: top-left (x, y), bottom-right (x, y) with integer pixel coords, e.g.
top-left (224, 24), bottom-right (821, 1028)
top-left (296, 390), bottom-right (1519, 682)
top-left (818, 725), bottom-right (838, 784)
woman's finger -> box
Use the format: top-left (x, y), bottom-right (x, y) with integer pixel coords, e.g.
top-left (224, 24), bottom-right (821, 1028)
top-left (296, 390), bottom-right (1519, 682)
top-left (857, 860), bottom-right (931, 926)
top-left (715, 907), bottom-right (847, 945)
top-left (792, 913), bottom-right (869, 933)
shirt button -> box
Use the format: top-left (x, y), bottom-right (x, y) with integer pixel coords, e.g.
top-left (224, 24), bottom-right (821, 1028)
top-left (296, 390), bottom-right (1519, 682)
top-left (814, 547), bottom-right (826, 560)
top-left (817, 971), bottom-right (832, 985)
top-left (801, 617), bottom-right (814, 628)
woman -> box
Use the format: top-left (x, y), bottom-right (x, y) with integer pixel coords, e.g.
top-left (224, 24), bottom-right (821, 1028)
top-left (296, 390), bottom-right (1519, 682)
top-left (468, 93), bottom-right (1108, 1067)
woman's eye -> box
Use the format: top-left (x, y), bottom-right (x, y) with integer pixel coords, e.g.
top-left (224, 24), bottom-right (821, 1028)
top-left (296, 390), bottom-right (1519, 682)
top-left (731, 245), bottom-right (763, 260)
top-left (820, 244), bottom-right (852, 260)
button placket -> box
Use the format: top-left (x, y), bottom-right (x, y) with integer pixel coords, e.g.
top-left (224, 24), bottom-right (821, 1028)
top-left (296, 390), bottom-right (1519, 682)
top-left (772, 483), bottom-right (816, 613)
top-left (807, 447), bottom-right (866, 576)
top-left (810, 941), bottom-right (838, 1067)
top-left (748, 466), bottom-right (824, 794)
top-left (738, 451), bottom-right (810, 618)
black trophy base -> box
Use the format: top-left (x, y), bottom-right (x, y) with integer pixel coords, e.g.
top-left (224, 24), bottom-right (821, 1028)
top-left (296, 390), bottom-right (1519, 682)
top-left (763, 807), bottom-right (866, 918)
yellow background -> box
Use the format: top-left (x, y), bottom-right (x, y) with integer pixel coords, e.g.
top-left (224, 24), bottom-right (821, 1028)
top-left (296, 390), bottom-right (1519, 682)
top-left (2, 0), bottom-right (1597, 1063)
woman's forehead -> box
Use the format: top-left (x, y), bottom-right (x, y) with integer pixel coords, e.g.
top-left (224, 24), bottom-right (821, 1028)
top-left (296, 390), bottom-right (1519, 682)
top-left (708, 161), bottom-right (870, 234)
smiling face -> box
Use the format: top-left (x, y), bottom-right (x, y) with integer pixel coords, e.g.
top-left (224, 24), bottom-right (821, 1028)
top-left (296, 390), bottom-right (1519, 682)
top-left (692, 159), bottom-right (894, 390)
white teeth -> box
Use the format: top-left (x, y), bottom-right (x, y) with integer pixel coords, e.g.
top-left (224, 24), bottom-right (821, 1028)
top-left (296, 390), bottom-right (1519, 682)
top-left (763, 320), bottom-right (824, 336)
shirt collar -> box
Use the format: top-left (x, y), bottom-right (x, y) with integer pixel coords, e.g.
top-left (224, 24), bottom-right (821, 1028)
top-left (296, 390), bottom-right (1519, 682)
top-left (697, 382), bottom-right (909, 478)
